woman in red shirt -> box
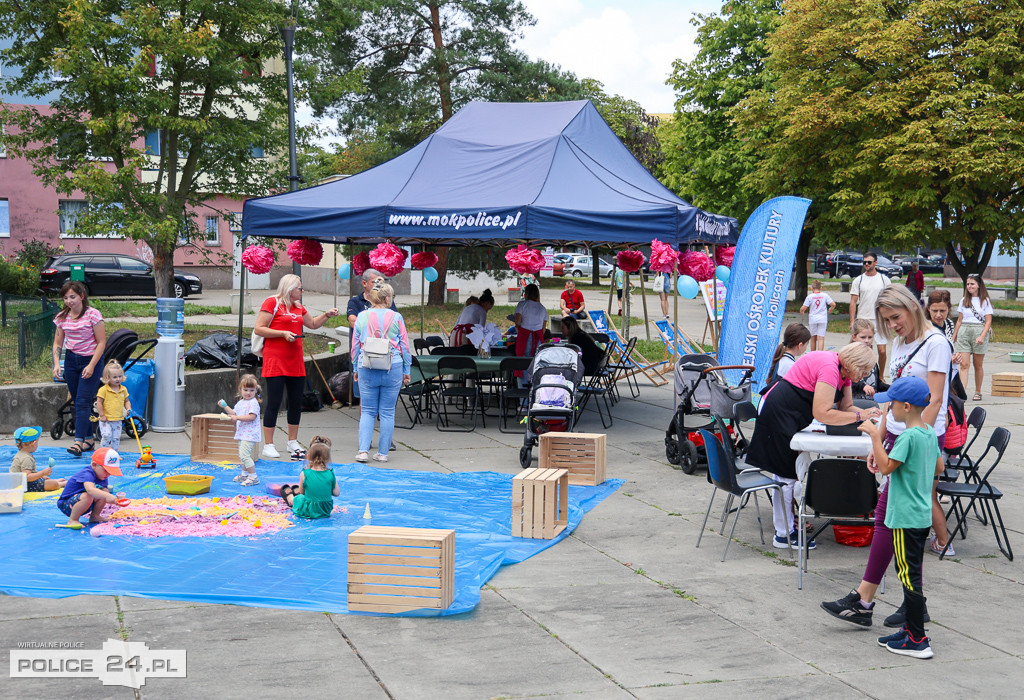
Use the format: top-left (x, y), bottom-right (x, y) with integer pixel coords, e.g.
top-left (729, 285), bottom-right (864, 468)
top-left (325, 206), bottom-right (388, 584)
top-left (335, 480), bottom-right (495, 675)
top-left (253, 274), bottom-right (339, 461)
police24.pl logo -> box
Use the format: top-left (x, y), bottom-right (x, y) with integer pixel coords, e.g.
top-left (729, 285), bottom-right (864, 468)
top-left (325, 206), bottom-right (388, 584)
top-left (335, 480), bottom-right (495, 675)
top-left (11, 638), bottom-right (186, 688)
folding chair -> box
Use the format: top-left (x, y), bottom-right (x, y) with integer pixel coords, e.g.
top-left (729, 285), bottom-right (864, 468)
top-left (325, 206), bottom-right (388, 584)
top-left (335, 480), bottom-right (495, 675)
top-left (397, 356), bottom-right (437, 429)
top-left (587, 310), bottom-right (667, 387)
top-left (606, 335), bottom-right (641, 399)
top-left (937, 427), bottom-right (1013, 561)
top-left (497, 357), bottom-right (532, 433)
top-left (577, 351), bottom-right (614, 429)
top-left (797, 458), bottom-right (878, 589)
top-left (696, 427), bottom-right (781, 562)
top-left (434, 356), bottom-right (485, 432)
top-left (940, 406), bottom-right (988, 523)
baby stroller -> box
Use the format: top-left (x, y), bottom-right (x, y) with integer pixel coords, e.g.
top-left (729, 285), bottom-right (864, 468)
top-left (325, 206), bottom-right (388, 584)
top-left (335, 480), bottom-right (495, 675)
top-left (51, 329), bottom-right (158, 441)
top-left (664, 353), bottom-right (754, 474)
top-left (519, 343), bottom-right (585, 468)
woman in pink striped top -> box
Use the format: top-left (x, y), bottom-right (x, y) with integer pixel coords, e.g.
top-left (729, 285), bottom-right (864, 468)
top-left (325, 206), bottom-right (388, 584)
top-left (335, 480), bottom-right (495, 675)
top-left (52, 281), bottom-right (107, 456)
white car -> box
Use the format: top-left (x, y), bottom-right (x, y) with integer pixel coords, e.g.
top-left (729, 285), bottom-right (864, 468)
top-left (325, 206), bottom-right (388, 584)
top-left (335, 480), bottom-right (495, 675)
top-left (562, 255), bottom-right (614, 278)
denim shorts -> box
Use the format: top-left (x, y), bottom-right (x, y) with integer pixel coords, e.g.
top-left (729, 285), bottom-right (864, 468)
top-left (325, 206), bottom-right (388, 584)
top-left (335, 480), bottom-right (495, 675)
top-left (57, 492), bottom-right (85, 516)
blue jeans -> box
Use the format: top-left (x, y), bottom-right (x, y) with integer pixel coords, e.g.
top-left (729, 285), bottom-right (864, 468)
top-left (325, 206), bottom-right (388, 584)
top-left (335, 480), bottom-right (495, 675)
top-left (64, 350), bottom-right (102, 443)
top-left (358, 363), bottom-right (403, 455)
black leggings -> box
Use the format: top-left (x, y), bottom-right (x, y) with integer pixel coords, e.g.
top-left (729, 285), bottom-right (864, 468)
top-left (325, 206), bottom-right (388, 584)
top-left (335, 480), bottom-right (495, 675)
top-left (263, 375), bottom-right (305, 428)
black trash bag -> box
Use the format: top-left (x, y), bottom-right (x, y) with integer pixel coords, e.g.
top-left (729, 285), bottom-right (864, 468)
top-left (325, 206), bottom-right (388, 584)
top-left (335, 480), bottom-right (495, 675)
top-left (328, 371), bottom-right (353, 405)
top-left (301, 379), bottom-right (323, 412)
top-left (184, 332), bottom-right (260, 369)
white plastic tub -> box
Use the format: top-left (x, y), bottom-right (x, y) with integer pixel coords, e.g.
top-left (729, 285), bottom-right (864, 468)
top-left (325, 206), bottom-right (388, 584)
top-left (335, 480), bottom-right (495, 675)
top-left (0, 472), bottom-right (27, 513)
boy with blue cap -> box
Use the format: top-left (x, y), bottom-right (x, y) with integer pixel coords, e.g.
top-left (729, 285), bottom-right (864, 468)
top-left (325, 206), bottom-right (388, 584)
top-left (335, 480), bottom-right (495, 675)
top-left (858, 376), bottom-right (943, 659)
top-left (11, 426), bottom-right (66, 492)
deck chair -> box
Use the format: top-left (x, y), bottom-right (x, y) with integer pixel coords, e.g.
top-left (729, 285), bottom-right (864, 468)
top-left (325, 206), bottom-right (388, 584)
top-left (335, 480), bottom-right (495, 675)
top-left (587, 310), bottom-right (667, 387)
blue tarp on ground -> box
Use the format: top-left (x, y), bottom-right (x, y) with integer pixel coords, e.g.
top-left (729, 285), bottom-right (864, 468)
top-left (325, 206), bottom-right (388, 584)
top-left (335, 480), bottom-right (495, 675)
top-left (0, 447), bottom-right (621, 616)
top-left (242, 100), bottom-right (738, 247)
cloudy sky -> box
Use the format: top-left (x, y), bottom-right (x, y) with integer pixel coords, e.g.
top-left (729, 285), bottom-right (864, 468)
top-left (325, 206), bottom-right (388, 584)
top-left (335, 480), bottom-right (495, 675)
top-left (517, 0), bottom-right (723, 113)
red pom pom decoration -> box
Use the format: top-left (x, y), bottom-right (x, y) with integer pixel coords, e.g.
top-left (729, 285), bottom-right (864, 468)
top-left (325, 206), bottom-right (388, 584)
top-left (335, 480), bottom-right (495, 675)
top-left (616, 250), bottom-right (645, 273)
top-left (286, 238), bottom-right (323, 266)
top-left (505, 245), bottom-right (545, 275)
top-left (648, 239), bottom-right (678, 274)
top-left (352, 251), bottom-right (371, 277)
top-left (411, 251), bottom-right (438, 270)
top-left (241, 245), bottom-right (275, 275)
top-left (678, 250), bottom-right (715, 281)
top-left (715, 246), bottom-right (735, 268)
top-left (369, 242), bottom-right (408, 278)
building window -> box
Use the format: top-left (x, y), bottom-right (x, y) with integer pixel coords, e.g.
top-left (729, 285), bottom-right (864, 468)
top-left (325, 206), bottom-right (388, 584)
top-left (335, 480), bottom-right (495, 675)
top-left (0, 199), bottom-right (10, 238)
top-left (205, 215), bottom-right (219, 245)
top-left (228, 212), bottom-right (242, 232)
top-left (144, 129), bottom-right (161, 156)
top-left (250, 145), bottom-right (264, 158)
top-left (58, 200), bottom-right (89, 235)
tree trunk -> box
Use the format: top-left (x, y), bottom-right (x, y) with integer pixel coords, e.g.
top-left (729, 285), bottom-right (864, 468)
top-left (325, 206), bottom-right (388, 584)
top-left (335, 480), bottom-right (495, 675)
top-left (946, 236), bottom-right (996, 283)
top-left (428, 2), bottom-right (454, 122)
top-left (428, 245), bottom-right (449, 306)
top-left (793, 224), bottom-right (813, 301)
top-left (153, 240), bottom-right (175, 298)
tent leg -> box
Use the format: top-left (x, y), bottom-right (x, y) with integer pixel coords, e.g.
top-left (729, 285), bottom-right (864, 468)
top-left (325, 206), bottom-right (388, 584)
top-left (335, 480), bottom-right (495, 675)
top-left (639, 270), bottom-right (650, 340)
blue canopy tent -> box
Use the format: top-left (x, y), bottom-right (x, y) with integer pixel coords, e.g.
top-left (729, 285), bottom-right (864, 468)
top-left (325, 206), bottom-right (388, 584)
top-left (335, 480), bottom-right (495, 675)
top-left (242, 100), bottom-right (737, 247)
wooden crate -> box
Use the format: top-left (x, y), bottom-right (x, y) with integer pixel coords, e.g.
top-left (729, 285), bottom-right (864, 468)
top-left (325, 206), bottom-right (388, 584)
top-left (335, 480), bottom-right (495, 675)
top-left (512, 467), bottom-right (568, 539)
top-left (991, 372), bottom-right (1024, 398)
top-left (190, 413), bottom-right (242, 463)
top-left (347, 526), bottom-right (455, 613)
top-left (539, 432), bottom-right (606, 485)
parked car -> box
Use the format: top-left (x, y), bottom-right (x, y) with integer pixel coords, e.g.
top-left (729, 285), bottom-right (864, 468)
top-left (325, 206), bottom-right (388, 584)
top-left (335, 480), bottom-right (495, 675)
top-left (873, 255), bottom-right (902, 278)
top-left (900, 256), bottom-right (945, 275)
top-left (562, 254), bottom-right (614, 278)
top-left (832, 253), bottom-right (901, 278)
top-left (39, 253), bottom-right (203, 298)
top-left (551, 253), bottom-right (574, 277)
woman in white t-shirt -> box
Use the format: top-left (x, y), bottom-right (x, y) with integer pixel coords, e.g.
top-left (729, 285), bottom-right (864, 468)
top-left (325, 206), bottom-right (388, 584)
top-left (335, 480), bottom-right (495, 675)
top-left (513, 284), bottom-right (547, 357)
top-left (952, 274), bottom-right (993, 401)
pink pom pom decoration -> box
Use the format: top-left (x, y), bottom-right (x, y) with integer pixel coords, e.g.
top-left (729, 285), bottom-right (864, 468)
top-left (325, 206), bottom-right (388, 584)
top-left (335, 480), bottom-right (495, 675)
top-left (648, 239), bottom-right (678, 274)
top-left (411, 251), bottom-right (438, 270)
top-left (352, 251), bottom-right (371, 277)
top-left (505, 245), bottom-right (545, 275)
top-left (715, 246), bottom-right (736, 268)
top-left (241, 245), bottom-right (275, 275)
top-left (286, 238), bottom-right (323, 266)
top-left (369, 241), bottom-right (408, 277)
top-left (616, 250), bottom-right (645, 274)
top-left (678, 250), bottom-right (715, 281)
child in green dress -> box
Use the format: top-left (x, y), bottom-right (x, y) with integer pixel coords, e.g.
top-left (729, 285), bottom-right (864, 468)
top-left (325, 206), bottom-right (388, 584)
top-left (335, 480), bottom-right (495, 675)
top-left (280, 436), bottom-right (338, 519)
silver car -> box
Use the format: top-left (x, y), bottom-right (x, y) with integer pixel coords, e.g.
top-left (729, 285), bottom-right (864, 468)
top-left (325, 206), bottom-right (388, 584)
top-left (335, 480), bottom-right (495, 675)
top-left (563, 254), bottom-right (613, 278)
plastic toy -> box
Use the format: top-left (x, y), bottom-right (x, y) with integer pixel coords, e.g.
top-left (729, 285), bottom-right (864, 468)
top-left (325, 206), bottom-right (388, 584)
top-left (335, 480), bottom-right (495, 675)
top-left (55, 522), bottom-right (84, 530)
top-left (363, 503), bottom-right (372, 519)
top-left (137, 445), bottom-right (156, 469)
top-left (218, 399), bottom-right (228, 409)
top-left (116, 499), bottom-right (131, 507)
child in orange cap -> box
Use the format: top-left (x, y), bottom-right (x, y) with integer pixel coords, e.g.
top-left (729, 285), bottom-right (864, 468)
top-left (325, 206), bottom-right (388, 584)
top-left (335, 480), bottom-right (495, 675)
top-left (56, 447), bottom-right (122, 529)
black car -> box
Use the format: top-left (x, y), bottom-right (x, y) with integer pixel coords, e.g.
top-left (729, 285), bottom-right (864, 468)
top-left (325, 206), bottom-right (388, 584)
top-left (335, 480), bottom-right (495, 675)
top-left (40, 253), bottom-right (203, 298)
top-left (900, 256), bottom-right (945, 275)
top-left (836, 253), bottom-right (901, 278)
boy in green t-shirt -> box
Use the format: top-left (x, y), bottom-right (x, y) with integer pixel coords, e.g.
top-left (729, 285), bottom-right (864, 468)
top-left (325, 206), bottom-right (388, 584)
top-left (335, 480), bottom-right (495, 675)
top-left (859, 376), bottom-right (943, 660)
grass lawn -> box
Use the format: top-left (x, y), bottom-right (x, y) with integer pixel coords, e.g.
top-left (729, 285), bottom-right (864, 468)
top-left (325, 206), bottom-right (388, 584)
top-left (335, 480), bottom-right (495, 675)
top-left (91, 300), bottom-right (231, 317)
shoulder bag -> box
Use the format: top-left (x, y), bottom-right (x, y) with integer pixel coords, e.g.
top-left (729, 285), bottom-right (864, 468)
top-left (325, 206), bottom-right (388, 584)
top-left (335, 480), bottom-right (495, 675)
top-left (361, 310), bottom-right (397, 370)
top-left (250, 301), bottom-right (278, 358)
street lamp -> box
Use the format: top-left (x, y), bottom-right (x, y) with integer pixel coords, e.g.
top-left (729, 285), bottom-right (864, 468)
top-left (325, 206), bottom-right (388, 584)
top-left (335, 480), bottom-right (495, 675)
top-left (279, 3), bottom-right (301, 276)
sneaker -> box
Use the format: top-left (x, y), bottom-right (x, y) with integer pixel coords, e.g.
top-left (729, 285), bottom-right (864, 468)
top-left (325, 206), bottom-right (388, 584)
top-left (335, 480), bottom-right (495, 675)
top-left (884, 603), bottom-right (931, 628)
top-left (232, 473), bottom-right (246, 482)
top-left (877, 626), bottom-right (909, 647)
top-left (355, 451), bottom-right (369, 462)
top-left (775, 531), bottom-right (815, 550)
top-left (290, 449), bottom-right (305, 461)
top-left (821, 590), bottom-right (874, 627)
top-left (240, 475), bottom-right (260, 486)
top-left (372, 453), bottom-right (388, 463)
top-left (287, 440), bottom-right (306, 455)
top-left (773, 534), bottom-right (793, 549)
top-left (886, 631), bottom-right (933, 659)
top-left (262, 444), bottom-right (280, 459)
top-left (928, 536), bottom-right (955, 557)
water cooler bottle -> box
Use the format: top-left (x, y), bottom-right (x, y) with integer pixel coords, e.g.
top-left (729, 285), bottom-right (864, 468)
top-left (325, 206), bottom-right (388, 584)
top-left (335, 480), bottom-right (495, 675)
top-left (152, 298), bottom-right (186, 432)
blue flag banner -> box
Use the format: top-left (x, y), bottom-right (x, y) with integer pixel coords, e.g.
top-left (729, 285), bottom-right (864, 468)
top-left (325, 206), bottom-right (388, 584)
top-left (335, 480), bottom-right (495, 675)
top-left (718, 196), bottom-right (812, 389)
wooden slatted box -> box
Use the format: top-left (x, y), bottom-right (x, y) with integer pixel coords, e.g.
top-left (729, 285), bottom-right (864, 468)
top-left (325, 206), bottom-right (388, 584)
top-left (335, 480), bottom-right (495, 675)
top-left (348, 526), bottom-right (455, 613)
top-left (539, 432), bottom-right (606, 485)
top-left (991, 372), bottom-right (1024, 398)
top-left (512, 467), bottom-right (568, 539)
top-left (190, 413), bottom-right (243, 463)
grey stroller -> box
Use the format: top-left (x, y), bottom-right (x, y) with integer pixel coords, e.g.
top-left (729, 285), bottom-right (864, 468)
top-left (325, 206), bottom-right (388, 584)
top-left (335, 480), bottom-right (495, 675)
top-left (519, 343), bottom-right (585, 468)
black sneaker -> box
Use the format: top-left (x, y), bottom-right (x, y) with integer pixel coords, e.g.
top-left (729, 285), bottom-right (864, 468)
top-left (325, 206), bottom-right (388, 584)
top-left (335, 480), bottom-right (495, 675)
top-left (877, 625), bottom-right (908, 647)
top-left (821, 590), bottom-right (873, 627)
top-left (883, 603), bottom-right (931, 628)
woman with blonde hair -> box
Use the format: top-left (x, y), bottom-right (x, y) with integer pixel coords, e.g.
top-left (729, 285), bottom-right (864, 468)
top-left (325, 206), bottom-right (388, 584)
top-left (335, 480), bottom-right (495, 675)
top-left (746, 342), bottom-right (881, 550)
top-left (822, 285), bottom-right (954, 629)
top-left (254, 274), bottom-right (340, 460)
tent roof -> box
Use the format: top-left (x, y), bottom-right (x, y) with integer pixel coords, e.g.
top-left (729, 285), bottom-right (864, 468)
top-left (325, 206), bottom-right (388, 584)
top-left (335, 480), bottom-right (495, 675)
top-left (242, 100), bottom-right (738, 247)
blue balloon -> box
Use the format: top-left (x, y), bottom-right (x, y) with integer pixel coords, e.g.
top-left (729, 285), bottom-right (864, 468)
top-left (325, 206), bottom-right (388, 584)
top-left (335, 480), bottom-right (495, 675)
top-left (677, 275), bottom-right (699, 299)
top-left (423, 266), bottom-right (439, 282)
top-left (337, 263), bottom-right (351, 280)
top-left (715, 265), bottom-right (730, 283)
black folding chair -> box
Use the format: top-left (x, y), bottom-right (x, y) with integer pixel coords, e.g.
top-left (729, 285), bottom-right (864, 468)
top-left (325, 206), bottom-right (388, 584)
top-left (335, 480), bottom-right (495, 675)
top-left (937, 427), bottom-right (1013, 561)
top-left (497, 357), bottom-right (532, 433)
top-left (397, 356), bottom-right (437, 429)
top-left (577, 352), bottom-right (613, 429)
top-left (607, 336), bottom-right (640, 399)
top-left (435, 356), bottom-right (485, 432)
top-left (798, 458), bottom-right (878, 588)
top-left (696, 426), bottom-right (781, 562)
top-left (940, 406), bottom-right (988, 523)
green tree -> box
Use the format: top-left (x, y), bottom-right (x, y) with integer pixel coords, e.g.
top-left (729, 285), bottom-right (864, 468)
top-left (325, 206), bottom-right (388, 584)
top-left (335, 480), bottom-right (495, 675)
top-left (310, 0), bottom-right (586, 304)
top-left (0, 0), bottom-right (293, 296)
top-left (735, 0), bottom-right (1024, 281)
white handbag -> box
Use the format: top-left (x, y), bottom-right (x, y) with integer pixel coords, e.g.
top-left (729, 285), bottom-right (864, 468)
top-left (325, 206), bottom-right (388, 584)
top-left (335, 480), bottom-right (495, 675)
top-left (251, 302), bottom-right (277, 358)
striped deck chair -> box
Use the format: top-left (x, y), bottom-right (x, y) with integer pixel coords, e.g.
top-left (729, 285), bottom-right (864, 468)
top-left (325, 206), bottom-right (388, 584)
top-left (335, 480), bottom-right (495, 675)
top-left (588, 310), bottom-right (667, 387)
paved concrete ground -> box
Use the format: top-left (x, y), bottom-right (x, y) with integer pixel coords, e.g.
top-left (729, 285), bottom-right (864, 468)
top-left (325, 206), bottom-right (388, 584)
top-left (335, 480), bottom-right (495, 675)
top-left (2, 287), bottom-right (1022, 698)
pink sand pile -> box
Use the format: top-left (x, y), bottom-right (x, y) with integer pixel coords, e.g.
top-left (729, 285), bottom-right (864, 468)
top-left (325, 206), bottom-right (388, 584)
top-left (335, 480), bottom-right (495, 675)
top-left (91, 495), bottom-right (294, 537)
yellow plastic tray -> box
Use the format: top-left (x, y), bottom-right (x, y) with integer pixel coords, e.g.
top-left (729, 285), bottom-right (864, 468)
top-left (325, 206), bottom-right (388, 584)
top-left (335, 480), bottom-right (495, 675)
top-left (163, 474), bottom-right (214, 495)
